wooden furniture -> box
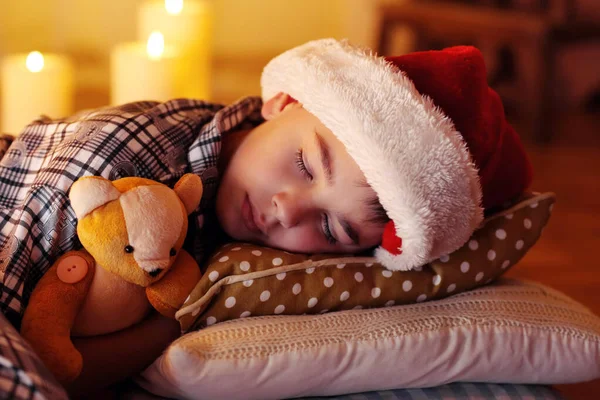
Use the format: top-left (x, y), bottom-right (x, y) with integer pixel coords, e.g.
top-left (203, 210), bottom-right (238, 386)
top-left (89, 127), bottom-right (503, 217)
top-left (377, 0), bottom-right (600, 142)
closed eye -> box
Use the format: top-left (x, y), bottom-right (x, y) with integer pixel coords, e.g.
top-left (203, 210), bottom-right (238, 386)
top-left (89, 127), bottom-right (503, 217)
top-left (322, 214), bottom-right (337, 245)
top-left (295, 149), bottom-right (313, 181)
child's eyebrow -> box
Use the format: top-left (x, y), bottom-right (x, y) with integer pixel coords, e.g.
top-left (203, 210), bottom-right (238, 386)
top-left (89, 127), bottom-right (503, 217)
top-left (314, 131), bottom-right (333, 186)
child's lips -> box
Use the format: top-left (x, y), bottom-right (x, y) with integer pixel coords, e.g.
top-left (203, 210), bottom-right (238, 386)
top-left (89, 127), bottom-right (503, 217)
top-left (242, 194), bottom-right (265, 235)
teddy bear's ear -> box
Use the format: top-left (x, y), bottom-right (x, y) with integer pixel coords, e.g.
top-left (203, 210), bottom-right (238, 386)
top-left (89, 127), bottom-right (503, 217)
top-left (69, 176), bottom-right (121, 219)
top-left (174, 173), bottom-right (203, 215)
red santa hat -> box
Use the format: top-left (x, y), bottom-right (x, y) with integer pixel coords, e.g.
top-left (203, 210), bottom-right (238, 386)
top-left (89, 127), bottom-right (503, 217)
top-left (261, 39), bottom-right (532, 271)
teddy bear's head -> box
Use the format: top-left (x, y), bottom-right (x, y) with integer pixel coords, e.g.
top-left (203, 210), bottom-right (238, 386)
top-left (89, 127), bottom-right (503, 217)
top-left (69, 174), bottom-right (203, 287)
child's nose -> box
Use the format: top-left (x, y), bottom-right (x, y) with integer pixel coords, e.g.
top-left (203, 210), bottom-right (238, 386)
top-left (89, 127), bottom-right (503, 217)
top-left (271, 191), bottom-right (309, 229)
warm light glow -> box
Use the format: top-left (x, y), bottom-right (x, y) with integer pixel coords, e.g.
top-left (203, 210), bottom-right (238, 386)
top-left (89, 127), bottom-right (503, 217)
top-left (165, 0), bottom-right (184, 15)
top-left (147, 31), bottom-right (165, 60)
top-left (26, 51), bottom-right (44, 73)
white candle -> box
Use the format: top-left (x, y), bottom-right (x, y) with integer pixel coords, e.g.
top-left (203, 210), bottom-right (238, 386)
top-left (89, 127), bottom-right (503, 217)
top-left (137, 0), bottom-right (213, 99)
top-left (1, 51), bottom-right (74, 134)
top-left (110, 31), bottom-right (185, 105)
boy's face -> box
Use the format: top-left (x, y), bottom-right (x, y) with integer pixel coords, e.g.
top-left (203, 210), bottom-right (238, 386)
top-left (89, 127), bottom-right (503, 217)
top-left (216, 93), bottom-right (385, 254)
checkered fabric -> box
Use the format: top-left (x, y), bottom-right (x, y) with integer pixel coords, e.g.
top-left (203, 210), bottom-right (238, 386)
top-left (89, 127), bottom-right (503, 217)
top-left (0, 97), bottom-right (263, 325)
top-left (0, 312), bottom-right (67, 400)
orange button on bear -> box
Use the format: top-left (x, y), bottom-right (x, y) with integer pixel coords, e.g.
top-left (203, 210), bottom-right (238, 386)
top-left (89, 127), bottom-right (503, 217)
top-left (57, 255), bottom-right (89, 284)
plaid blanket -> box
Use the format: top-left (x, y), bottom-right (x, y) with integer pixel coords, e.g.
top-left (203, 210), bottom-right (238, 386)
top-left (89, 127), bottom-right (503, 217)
top-left (0, 312), bottom-right (67, 399)
top-left (0, 97), bottom-right (263, 326)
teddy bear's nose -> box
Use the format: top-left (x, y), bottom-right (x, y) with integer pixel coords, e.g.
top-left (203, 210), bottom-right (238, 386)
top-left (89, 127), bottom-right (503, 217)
top-left (138, 258), bottom-right (170, 274)
top-left (148, 268), bottom-right (162, 278)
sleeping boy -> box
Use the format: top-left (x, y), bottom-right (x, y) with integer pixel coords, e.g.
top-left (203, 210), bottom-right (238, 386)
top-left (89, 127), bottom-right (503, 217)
top-left (0, 39), bottom-right (532, 393)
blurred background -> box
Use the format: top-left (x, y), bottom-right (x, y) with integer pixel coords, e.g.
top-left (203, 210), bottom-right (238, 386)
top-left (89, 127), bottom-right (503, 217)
top-left (0, 0), bottom-right (382, 114)
top-left (0, 0), bottom-right (599, 398)
top-left (0, 0), bottom-right (599, 132)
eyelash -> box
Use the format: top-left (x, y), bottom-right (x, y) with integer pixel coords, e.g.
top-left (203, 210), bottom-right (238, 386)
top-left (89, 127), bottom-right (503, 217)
top-left (295, 149), bottom-right (336, 245)
top-left (295, 149), bottom-right (313, 181)
top-left (322, 214), bottom-right (337, 244)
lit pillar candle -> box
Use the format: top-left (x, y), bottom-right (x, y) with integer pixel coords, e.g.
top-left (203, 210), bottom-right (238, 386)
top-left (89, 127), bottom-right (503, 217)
top-left (137, 0), bottom-right (213, 99)
top-left (110, 31), bottom-right (185, 105)
top-left (1, 51), bottom-right (74, 134)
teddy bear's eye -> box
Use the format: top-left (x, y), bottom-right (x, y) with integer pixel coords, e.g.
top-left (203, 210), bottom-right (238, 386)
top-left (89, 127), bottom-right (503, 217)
top-left (169, 248), bottom-right (176, 257)
top-left (124, 245), bottom-right (134, 253)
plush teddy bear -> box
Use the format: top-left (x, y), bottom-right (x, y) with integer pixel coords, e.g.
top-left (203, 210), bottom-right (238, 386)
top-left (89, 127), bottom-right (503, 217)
top-left (20, 174), bottom-right (203, 385)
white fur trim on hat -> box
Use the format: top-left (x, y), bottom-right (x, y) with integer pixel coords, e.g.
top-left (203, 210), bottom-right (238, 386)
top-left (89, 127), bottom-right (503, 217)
top-left (261, 39), bottom-right (483, 271)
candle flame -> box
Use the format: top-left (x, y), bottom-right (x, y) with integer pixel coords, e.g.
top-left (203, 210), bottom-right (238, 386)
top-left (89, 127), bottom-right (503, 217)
top-left (26, 51), bottom-right (45, 73)
top-left (147, 31), bottom-right (165, 60)
top-left (165, 0), bottom-right (184, 15)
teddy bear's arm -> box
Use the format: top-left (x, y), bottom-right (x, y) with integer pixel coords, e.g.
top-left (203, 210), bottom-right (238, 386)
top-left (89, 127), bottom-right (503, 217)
top-left (146, 249), bottom-right (202, 319)
top-left (21, 250), bottom-right (95, 385)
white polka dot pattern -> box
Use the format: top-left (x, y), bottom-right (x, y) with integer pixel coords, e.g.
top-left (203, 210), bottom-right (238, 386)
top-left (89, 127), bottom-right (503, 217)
top-left (239, 261), bottom-right (250, 272)
top-left (260, 291), bottom-right (271, 302)
top-left (208, 271), bottom-right (219, 282)
top-left (274, 305), bottom-right (285, 314)
top-left (272, 258), bottom-right (283, 266)
top-left (225, 297), bottom-right (236, 308)
top-left (460, 262), bottom-right (470, 273)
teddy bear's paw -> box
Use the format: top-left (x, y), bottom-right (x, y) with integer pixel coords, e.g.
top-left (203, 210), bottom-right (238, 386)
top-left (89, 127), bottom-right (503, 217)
top-left (46, 343), bottom-right (84, 384)
top-left (21, 250), bottom-right (95, 384)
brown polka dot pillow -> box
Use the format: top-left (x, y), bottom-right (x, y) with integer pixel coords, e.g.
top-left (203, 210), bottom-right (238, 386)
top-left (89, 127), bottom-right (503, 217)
top-left (177, 192), bottom-right (555, 332)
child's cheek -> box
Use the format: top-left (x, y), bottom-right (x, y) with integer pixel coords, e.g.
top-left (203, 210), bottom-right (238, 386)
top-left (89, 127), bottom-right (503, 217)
top-left (270, 227), bottom-right (323, 254)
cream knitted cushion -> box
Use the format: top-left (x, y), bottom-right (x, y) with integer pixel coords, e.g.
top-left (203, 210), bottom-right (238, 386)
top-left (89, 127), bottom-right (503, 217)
top-left (139, 279), bottom-right (600, 400)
